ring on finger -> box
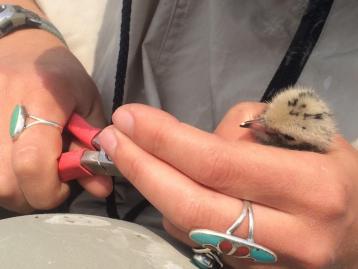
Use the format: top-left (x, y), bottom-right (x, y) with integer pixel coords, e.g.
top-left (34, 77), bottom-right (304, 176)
top-left (10, 105), bottom-right (63, 140)
top-left (189, 201), bottom-right (277, 268)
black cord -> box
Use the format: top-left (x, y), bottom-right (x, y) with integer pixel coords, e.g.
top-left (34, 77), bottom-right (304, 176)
top-left (106, 0), bottom-right (133, 219)
top-left (123, 199), bottom-right (151, 222)
top-left (113, 0), bottom-right (132, 111)
top-left (261, 0), bottom-right (334, 102)
top-left (106, 178), bottom-right (120, 219)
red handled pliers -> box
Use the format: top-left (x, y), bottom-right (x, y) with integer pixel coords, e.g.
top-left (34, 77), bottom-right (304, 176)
top-left (58, 114), bottom-right (120, 182)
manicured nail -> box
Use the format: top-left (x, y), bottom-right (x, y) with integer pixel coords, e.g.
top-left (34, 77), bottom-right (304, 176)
top-left (113, 109), bottom-right (134, 137)
top-left (98, 127), bottom-right (118, 157)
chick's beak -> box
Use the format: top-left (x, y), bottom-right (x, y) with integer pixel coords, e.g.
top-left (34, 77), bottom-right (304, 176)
top-left (240, 118), bottom-right (264, 129)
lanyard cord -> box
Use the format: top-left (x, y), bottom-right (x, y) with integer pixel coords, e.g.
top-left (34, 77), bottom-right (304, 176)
top-left (106, 0), bottom-right (133, 219)
top-left (261, 0), bottom-right (334, 102)
top-left (112, 0), bottom-right (132, 111)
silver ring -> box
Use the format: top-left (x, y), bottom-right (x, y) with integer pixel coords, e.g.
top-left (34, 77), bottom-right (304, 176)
top-left (190, 201), bottom-right (277, 268)
top-left (10, 105), bottom-right (63, 140)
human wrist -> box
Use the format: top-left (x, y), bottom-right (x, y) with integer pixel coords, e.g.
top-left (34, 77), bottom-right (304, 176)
top-left (0, 31), bottom-right (66, 70)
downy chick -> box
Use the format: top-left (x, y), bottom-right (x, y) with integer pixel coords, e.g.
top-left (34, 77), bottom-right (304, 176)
top-left (240, 86), bottom-right (336, 152)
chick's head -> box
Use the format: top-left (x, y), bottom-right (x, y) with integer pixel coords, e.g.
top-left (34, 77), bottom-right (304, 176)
top-left (260, 86), bottom-right (336, 152)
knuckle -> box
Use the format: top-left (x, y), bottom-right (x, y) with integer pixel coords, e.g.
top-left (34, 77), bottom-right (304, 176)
top-left (197, 146), bottom-right (234, 189)
top-left (176, 193), bottom-right (224, 232)
top-left (300, 239), bottom-right (336, 269)
top-left (125, 155), bottom-right (145, 185)
top-left (12, 146), bottom-right (43, 180)
top-left (0, 64), bottom-right (18, 79)
top-left (36, 60), bottom-right (75, 83)
top-left (228, 101), bottom-right (266, 116)
top-left (0, 177), bottom-right (17, 200)
top-left (26, 188), bottom-right (69, 210)
top-left (30, 197), bottom-right (62, 210)
top-left (316, 179), bottom-right (350, 220)
top-left (327, 189), bottom-right (349, 219)
top-left (15, 205), bottom-right (34, 214)
top-left (0, 70), bottom-right (11, 89)
top-left (149, 122), bottom-right (172, 154)
top-left (231, 101), bottom-right (257, 111)
top-left (0, 176), bottom-right (33, 213)
top-left (12, 146), bottom-right (66, 210)
top-left (175, 193), bottom-right (204, 230)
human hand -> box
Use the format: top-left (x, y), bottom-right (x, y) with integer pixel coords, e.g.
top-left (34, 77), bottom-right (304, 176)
top-left (0, 29), bottom-right (112, 213)
top-left (98, 103), bottom-right (358, 268)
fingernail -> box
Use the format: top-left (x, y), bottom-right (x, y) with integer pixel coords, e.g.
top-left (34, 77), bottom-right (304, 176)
top-left (113, 109), bottom-right (134, 137)
top-left (98, 127), bottom-right (118, 156)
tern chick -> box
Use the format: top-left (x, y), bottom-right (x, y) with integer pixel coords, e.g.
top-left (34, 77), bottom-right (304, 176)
top-left (240, 86), bottom-right (336, 152)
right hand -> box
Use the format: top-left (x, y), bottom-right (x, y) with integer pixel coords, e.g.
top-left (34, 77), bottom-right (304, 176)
top-left (101, 103), bottom-right (358, 268)
top-left (0, 29), bottom-right (112, 213)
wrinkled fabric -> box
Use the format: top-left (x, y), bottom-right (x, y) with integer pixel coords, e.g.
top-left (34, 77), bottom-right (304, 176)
top-left (126, 0), bottom-right (357, 139)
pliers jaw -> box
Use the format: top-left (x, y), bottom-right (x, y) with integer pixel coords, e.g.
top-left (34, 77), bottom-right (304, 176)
top-left (81, 150), bottom-right (121, 177)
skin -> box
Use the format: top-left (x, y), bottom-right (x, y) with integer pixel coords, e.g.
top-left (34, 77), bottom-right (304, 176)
top-left (0, 0), bottom-right (112, 212)
top-left (98, 103), bottom-right (358, 269)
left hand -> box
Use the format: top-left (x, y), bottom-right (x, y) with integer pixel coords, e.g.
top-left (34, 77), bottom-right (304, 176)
top-left (98, 103), bottom-right (358, 269)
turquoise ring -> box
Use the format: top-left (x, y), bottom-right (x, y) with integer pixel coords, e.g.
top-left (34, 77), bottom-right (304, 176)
top-left (190, 201), bottom-right (277, 268)
top-left (10, 105), bottom-right (63, 140)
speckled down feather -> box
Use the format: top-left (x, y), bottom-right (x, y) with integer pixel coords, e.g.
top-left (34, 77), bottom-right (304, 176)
top-left (251, 86), bottom-right (336, 152)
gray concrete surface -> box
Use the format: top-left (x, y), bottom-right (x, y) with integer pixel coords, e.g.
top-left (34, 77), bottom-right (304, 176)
top-left (0, 213), bottom-right (196, 269)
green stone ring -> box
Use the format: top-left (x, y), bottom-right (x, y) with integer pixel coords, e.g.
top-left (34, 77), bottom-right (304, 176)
top-left (190, 201), bottom-right (277, 268)
top-left (10, 105), bottom-right (63, 140)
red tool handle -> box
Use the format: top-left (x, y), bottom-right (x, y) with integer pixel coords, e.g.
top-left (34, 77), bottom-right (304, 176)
top-left (66, 113), bottom-right (102, 150)
top-left (58, 149), bottom-right (93, 182)
top-left (58, 113), bottom-right (103, 181)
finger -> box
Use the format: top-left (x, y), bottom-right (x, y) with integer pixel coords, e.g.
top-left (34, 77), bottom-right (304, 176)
top-left (109, 104), bottom-right (334, 212)
top-left (77, 176), bottom-right (113, 198)
top-left (162, 218), bottom-right (194, 247)
top-left (98, 126), bottom-right (245, 231)
top-left (11, 92), bottom-right (74, 210)
top-left (214, 102), bottom-right (267, 142)
top-left (98, 126), bottom-right (317, 265)
top-left (75, 87), bottom-right (109, 129)
top-left (0, 93), bottom-right (32, 212)
top-left (0, 143), bottom-right (32, 212)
